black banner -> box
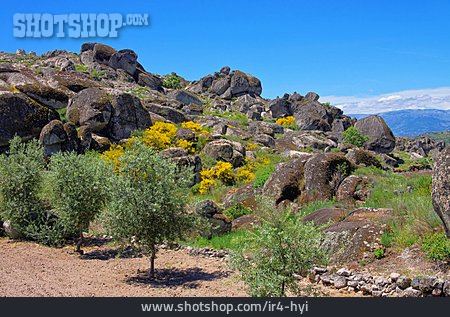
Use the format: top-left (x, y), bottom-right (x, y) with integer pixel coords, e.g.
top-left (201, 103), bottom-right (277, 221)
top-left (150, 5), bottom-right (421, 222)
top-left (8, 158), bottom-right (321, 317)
top-left (0, 298), bottom-right (448, 317)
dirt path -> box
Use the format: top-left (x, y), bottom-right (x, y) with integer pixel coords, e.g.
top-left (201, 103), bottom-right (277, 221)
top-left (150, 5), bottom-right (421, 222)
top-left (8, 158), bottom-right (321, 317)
top-left (0, 238), bottom-right (247, 297)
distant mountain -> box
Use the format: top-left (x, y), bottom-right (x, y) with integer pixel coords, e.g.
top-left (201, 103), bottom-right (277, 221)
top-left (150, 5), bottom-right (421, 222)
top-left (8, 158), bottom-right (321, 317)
top-left (348, 109), bottom-right (450, 137)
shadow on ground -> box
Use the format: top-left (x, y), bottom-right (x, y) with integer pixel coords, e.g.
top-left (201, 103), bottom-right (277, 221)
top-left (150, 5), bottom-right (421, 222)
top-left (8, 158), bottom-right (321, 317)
top-left (127, 268), bottom-right (230, 289)
top-left (80, 246), bottom-right (142, 260)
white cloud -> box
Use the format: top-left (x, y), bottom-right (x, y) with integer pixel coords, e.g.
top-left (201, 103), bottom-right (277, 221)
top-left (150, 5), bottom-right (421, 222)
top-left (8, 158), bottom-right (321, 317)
top-left (322, 87), bottom-right (450, 114)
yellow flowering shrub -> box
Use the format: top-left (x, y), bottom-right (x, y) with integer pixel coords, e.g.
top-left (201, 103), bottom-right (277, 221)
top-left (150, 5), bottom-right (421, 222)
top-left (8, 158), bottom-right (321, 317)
top-left (276, 116), bottom-right (295, 127)
top-left (236, 167), bottom-right (255, 183)
top-left (140, 122), bottom-right (177, 151)
top-left (199, 169), bottom-right (217, 194)
top-left (198, 161), bottom-right (234, 194)
top-left (151, 121), bottom-right (177, 138)
top-left (176, 139), bottom-right (195, 153)
top-left (214, 161), bottom-right (234, 184)
top-left (245, 143), bottom-right (259, 151)
top-left (181, 121), bottom-right (203, 133)
top-left (101, 144), bottom-right (125, 169)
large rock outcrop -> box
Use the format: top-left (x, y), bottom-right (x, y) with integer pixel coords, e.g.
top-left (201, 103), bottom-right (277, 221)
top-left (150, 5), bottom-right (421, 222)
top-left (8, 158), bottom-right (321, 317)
top-left (66, 87), bottom-right (113, 132)
top-left (190, 67), bottom-right (262, 99)
top-left (432, 147), bottom-right (450, 237)
top-left (263, 157), bottom-right (309, 204)
top-left (201, 139), bottom-right (246, 167)
top-left (301, 153), bottom-right (354, 203)
top-left (354, 115), bottom-right (396, 154)
top-left (0, 92), bottom-right (59, 147)
top-left (67, 88), bottom-right (151, 141)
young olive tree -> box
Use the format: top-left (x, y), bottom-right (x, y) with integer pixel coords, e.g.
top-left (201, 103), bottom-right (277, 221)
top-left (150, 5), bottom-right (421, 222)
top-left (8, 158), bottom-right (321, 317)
top-left (231, 200), bottom-right (327, 297)
top-left (47, 151), bottom-right (110, 253)
top-left (0, 136), bottom-right (45, 237)
top-left (102, 141), bottom-right (191, 278)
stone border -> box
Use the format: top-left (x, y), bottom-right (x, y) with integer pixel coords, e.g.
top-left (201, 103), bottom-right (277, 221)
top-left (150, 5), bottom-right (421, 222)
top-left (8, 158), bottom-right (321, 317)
top-left (311, 267), bottom-right (449, 297)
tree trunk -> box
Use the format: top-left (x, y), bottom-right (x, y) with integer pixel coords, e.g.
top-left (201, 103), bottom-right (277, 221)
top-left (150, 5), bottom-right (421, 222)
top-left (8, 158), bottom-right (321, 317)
top-left (149, 247), bottom-right (156, 278)
top-left (76, 227), bottom-right (84, 254)
top-left (281, 280), bottom-right (285, 297)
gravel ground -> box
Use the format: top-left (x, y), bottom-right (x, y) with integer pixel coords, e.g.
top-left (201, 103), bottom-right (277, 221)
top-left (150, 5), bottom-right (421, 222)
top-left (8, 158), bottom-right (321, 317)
top-left (0, 238), bottom-right (247, 297)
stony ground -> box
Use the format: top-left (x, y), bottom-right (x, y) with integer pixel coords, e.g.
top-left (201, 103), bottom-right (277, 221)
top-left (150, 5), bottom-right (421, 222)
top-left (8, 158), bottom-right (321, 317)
top-left (0, 238), bottom-right (246, 297)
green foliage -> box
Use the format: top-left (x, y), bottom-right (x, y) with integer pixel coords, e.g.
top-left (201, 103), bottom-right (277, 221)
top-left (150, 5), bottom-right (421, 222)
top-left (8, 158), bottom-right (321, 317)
top-left (252, 164), bottom-right (274, 188)
top-left (162, 74), bottom-right (182, 89)
top-left (182, 228), bottom-right (249, 251)
top-left (204, 109), bottom-right (249, 127)
top-left (421, 232), bottom-right (450, 262)
top-left (125, 86), bottom-right (152, 99)
top-left (0, 137), bottom-right (45, 237)
top-left (91, 68), bottom-right (106, 80)
top-left (380, 231), bottom-right (393, 248)
top-left (74, 64), bottom-right (89, 73)
top-left (223, 204), bottom-right (252, 220)
top-left (300, 147), bottom-right (315, 153)
top-left (231, 201), bottom-right (327, 297)
top-left (56, 107), bottom-right (67, 123)
top-left (198, 152), bottom-right (216, 169)
top-left (299, 200), bottom-right (337, 217)
top-left (363, 172), bottom-right (441, 249)
top-left (46, 152), bottom-right (110, 248)
top-left (251, 151), bottom-right (283, 189)
top-left (342, 126), bottom-right (369, 147)
top-left (102, 141), bottom-right (191, 276)
top-left (394, 151), bottom-right (433, 172)
top-left (353, 165), bottom-right (386, 176)
top-left (373, 248), bottom-right (385, 259)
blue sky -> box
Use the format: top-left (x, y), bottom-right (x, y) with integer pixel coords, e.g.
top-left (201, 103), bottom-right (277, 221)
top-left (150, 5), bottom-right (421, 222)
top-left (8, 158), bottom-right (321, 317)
top-left (1, 0), bottom-right (450, 113)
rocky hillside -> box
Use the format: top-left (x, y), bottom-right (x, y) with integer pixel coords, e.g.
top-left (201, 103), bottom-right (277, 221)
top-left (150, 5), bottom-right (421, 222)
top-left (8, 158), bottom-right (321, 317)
top-left (1, 43), bottom-right (397, 156)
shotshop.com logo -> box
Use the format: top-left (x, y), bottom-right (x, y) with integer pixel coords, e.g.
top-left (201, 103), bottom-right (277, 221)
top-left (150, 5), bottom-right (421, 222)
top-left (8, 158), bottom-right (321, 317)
top-left (13, 13), bottom-right (149, 38)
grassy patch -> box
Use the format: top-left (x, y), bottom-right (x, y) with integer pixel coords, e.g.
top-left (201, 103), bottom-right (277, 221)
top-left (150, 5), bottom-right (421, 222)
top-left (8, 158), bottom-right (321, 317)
top-left (363, 172), bottom-right (441, 249)
top-left (182, 228), bottom-right (250, 251)
top-left (252, 150), bottom-right (284, 188)
top-left (204, 109), bottom-right (249, 127)
top-left (299, 200), bottom-right (337, 216)
top-left (125, 87), bottom-right (153, 99)
top-left (74, 64), bottom-right (89, 73)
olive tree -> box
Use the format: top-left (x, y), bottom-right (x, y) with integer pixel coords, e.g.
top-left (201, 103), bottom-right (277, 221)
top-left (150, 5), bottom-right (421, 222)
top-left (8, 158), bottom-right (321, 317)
top-left (231, 200), bottom-right (327, 297)
top-left (0, 136), bottom-right (45, 237)
top-left (47, 151), bottom-right (110, 253)
top-left (102, 141), bottom-right (191, 278)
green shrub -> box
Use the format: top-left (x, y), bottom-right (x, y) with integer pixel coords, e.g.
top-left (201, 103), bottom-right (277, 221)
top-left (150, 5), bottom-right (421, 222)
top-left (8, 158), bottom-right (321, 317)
top-left (342, 126), bottom-right (369, 147)
top-left (373, 248), bottom-right (385, 259)
top-left (102, 141), bottom-right (191, 277)
top-left (422, 232), bottom-right (450, 262)
top-left (223, 204), bottom-right (252, 220)
top-left (231, 200), bottom-right (327, 297)
top-left (91, 68), bottom-right (105, 80)
top-left (252, 164), bottom-right (275, 188)
top-left (162, 74), bottom-right (182, 89)
top-left (74, 64), bottom-right (89, 73)
top-left (46, 152), bottom-right (110, 252)
top-left (0, 137), bottom-right (45, 237)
